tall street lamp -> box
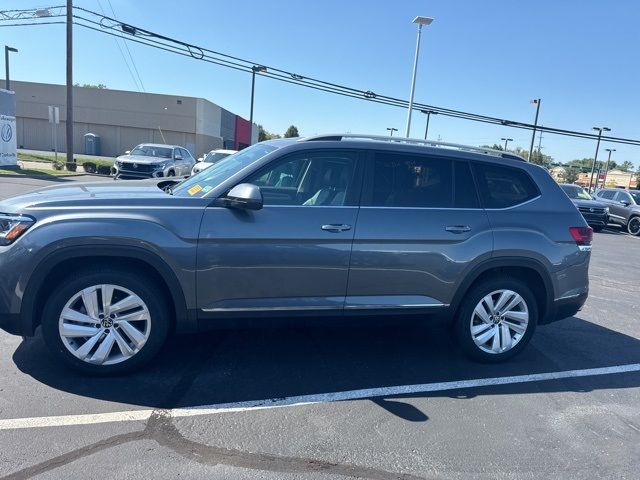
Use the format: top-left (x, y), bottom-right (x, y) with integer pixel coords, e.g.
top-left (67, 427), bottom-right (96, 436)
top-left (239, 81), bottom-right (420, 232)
top-left (601, 148), bottom-right (616, 189)
top-left (405, 16), bottom-right (434, 138)
top-left (588, 127), bottom-right (611, 192)
top-left (528, 98), bottom-right (541, 161)
top-left (4, 46), bottom-right (18, 90)
top-left (249, 65), bottom-right (267, 131)
top-left (421, 109), bottom-right (438, 140)
top-left (501, 137), bottom-right (513, 151)
top-left (386, 127), bottom-right (398, 137)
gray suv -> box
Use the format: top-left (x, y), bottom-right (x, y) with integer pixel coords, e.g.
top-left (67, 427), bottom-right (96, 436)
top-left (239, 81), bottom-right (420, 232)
top-left (0, 135), bottom-right (591, 374)
top-left (114, 143), bottom-right (196, 179)
top-left (593, 188), bottom-right (640, 236)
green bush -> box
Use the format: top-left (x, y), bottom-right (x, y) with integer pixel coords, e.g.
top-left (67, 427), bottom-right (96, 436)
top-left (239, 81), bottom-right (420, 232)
top-left (65, 162), bottom-right (78, 172)
top-left (53, 161), bottom-right (64, 171)
top-left (83, 162), bottom-right (97, 174)
top-left (97, 165), bottom-right (112, 175)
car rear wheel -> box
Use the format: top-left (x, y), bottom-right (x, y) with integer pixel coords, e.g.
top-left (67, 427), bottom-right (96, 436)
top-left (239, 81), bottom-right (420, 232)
top-left (41, 269), bottom-right (170, 374)
top-left (454, 278), bottom-right (537, 362)
top-left (627, 216), bottom-right (640, 236)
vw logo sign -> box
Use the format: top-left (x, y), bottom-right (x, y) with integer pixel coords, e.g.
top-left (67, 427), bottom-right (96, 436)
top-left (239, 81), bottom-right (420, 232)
top-left (0, 123), bottom-right (12, 143)
top-left (589, 208), bottom-right (594, 213)
top-left (133, 163), bottom-right (138, 169)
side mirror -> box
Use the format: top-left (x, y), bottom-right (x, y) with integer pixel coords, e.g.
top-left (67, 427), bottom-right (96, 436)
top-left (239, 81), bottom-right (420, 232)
top-left (620, 200), bottom-right (630, 206)
top-left (197, 157), bottom-right (203, 162)
top-left (125, 150), bottom-right (130, 155)
top-left (174, 154), bottom-right (183, 160)
top-left (224, 183), bottom-right (263, 210)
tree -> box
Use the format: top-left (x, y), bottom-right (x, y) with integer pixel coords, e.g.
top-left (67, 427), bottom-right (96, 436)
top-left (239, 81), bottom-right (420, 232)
top-left (564, 168), bottom-right (578, 183)
top-left (480, 144), bottom-right (503, 151)
top-left (258, 125), bottom-right (281, 142)
top-left (529, 150), bottom-right (553, 167)
top-left (617, 160), bottom-right (634, 172)
top-left (284, 125), bottom-right (299, 138)
top-left (74, 83), bottom-right (107, 89)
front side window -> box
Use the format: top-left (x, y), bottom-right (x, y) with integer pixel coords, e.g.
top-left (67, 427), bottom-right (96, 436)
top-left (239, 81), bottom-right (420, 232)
top-left (473, 163), bottom-right (540, 209)
top-left (367, 153), bottom-right (453, 208)
top-left (245, 151), bottom-right (358, 206)
top-left (598, 190), bottom-right (615, 200)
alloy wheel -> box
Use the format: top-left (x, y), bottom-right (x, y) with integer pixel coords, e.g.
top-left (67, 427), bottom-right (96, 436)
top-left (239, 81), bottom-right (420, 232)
top-left (58, 284), bottom-right (152, 365)
top-left (470, 289), bottom-right (529, 354)
top-left (628, 217), bottom-right (640, 236)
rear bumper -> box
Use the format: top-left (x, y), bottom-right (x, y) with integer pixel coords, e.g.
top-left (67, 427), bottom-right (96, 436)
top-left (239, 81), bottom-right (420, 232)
top-left (543, 291), bottom-right (588, 324)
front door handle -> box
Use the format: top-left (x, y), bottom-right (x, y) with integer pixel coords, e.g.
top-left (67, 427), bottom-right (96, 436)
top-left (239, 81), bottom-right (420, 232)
top-left (445, 225), bottom-right (471, 234)
top-left (321, 224), bottom-right (352, 233)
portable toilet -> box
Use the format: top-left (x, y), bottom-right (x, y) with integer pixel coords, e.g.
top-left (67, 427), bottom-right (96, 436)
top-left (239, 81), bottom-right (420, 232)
top-left (84, 133), bottom-right (101, 156)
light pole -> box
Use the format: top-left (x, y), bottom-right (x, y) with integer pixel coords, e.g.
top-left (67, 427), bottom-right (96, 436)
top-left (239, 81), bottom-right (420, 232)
top-left (5, 46), bottom-right (18, 91)
top-left (421, 109), bottom-right (438, 140)
top-left (528, 98), bottom-right (541, 161)
top-left (601, 148), bottom-right (616, 189)
top-left (249, 65), bottom-right (267, 133)
top-left (386, 127), bottom-right (398, 137)
top-left (405, 16), bottom-right (434, 138)
top-left (588, 127), bottom-right (611, 192)
top-left (501, 137), bottom-right (513, 151)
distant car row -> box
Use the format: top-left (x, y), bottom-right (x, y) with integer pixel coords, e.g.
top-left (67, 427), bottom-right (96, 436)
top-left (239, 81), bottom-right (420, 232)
top-left (560, 183), bottom-right (640, 236)
top-left (112, 144), bottom-right (237, 179)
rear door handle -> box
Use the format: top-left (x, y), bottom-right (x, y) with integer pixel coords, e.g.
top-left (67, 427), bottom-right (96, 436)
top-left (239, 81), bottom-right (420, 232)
top-left (321, 224), bottom-right (352, 233)
top-left (445, 225), bottom-right (471, 234)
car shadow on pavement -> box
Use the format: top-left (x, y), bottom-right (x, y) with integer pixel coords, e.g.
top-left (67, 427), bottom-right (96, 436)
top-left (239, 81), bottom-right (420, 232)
top-left (12, 315), bottom-right (640, 422)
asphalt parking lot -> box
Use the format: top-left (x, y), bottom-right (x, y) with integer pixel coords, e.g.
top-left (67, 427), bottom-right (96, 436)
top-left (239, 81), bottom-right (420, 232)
top-left (0, 175), bottom-right (639, 479)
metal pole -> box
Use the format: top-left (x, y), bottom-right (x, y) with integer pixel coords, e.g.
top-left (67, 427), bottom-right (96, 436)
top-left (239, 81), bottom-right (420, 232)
top-left (66, 0), bottom-right (74, 165)
top-left (249, 69), bottom-right (256, 128)
top-left (528, 99), bottom-right (541, 161)
top-left (504, 138), bottom-right (508, 150)
top-left (4, 46), bottom-right (9, 90)
top-left (588, 130), bottom-right (603, 192)
top-left (424, 111), bottom-right (431, 140)
top-left (601, 149), bottom-right (615, 189)
top-left (405, 24), bottom-right (423, 138)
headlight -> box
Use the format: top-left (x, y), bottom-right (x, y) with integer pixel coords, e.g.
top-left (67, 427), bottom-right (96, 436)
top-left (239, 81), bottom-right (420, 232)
top-left (0, 214), bottom-right (34, 246)
top-left (604, 207), bottom-right (609, 213)
top-left (153, 162), bottom-right (168, 170)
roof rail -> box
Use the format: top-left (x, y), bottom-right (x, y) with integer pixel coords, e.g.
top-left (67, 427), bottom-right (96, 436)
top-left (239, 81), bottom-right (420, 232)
top-left (300, 134), bottom-right (527, 161)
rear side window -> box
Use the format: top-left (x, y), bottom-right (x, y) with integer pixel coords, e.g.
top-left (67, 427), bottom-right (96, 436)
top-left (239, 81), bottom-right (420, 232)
top-left (368, 153), bottom-right (452, 208)
top-left (454, 161), bottom-right (479, 208)
top-left (598, 190), bottom-right (615, 200)
top-left (472, 163), bottom-right (540, 209)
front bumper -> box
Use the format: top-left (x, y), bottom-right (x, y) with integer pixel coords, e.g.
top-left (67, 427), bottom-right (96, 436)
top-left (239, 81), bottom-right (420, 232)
top-left (580, 212), bottom-right (609, 227)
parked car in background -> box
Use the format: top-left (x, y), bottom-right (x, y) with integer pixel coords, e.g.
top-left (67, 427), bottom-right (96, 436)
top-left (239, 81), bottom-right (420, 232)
top-left (114, 144), bottom-right (196, 179)
top-left (0, 134), bottom-right (591, 374)
top-left (192, 149), bottom-right (238, 175)
top-left (559, 184), bottom-right (609, 232)
top-left (594, 188), bottom-right (640, 236)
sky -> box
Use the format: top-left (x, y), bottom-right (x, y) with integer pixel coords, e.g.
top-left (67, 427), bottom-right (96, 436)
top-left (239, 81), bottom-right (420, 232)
top-left (2, 0), bottom-right (639, 167)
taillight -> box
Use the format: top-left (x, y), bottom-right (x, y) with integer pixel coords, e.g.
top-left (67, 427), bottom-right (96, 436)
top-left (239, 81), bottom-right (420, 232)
top-left (569, 226), bottom-right (593, 248)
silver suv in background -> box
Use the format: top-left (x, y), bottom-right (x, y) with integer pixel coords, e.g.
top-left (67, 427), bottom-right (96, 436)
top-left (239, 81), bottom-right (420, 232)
top-left (594, 188), bottom-right (640, 235)
top-left (0, 134), bottom-right (591, 374)
top-left (114, 143), bottom-right (196, 179)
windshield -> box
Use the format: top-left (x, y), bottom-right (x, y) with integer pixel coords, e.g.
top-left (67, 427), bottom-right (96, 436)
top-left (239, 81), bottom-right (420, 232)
top-left (630, 191), bottom-right (640, 204)
top-left (172, 143), bottom-right (277, 197)
top-left (204, 151), bottom-right (232, 164)
top-left (129, 145), bottom-right (172, 159)
top-left (561, 184), bottom-right (592, 200)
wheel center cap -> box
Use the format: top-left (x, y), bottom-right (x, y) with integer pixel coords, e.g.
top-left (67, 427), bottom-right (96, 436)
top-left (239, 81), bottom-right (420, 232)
top-left (101, 317), bottom-right (114, 328)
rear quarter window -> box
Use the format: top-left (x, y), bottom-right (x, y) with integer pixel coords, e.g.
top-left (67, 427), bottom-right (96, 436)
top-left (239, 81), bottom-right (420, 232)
top-left (472, 163), bottom-right (540, 209)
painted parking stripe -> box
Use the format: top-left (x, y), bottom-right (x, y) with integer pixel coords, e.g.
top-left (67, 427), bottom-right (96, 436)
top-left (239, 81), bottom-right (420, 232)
top-left (1, 363), bottom-right (639, 431)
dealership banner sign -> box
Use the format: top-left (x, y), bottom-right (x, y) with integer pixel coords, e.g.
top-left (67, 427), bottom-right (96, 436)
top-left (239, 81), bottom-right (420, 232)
top-left (0, 89), bottom-right (17, 167)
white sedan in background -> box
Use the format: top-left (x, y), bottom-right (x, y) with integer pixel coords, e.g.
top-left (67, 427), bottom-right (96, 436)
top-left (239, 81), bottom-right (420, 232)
top-left (191, 149), bottom-right (237, 175)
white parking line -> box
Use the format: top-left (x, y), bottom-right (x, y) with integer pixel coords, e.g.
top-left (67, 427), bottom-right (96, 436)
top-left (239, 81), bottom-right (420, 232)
top-left (1, 363), bottom-right (639, 431)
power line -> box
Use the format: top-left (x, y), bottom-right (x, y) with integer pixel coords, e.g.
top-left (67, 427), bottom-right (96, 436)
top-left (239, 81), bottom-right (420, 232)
top-left (3, 6), bottom-right (640, 150)
top-left (105, 0), bottom-right (144, 92)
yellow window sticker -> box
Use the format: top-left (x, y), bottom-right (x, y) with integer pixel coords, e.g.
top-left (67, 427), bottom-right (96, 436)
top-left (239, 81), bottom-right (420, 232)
top-left (187, 185), bottom-right (203, 196)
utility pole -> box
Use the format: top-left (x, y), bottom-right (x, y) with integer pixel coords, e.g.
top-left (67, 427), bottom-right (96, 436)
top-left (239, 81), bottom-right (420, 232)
top-left (588, 127), bottom-right (611, 192)
top-left (501, 137), bottom-right (513, 151)
top-left (421, 110), bottom-right (437, 140)
top-left (528, 98), bottom-right (541, 161)
top-left (386, 127), bottom-right (398, 137)
top-left (249, 65), bottom-right (266, 143)
top-left (66, 0), bottom-right (73, 165)
top-left (601, 148), bottom-right (616, 189)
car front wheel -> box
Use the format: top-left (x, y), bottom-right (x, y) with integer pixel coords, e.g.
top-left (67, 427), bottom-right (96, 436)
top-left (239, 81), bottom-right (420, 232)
top-left (454, 278), bottom-right (538, 362)
top-left (628, 216), bottom-right (640, 236)
top-left (41, 269), bottom-right (170, 374)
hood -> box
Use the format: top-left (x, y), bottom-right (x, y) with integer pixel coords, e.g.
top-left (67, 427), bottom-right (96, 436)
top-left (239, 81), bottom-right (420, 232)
top-left (116, 154), bottom-right (171, 165)
top-left (571, 198), bottom-right (607, 209)
top-left (0, 179), bottom-right (173, 213)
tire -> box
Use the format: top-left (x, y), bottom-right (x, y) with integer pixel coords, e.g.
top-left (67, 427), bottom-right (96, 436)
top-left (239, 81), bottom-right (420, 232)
top-left (592, 225), bottom-right (604, 232)
top-left (627, 216), bottom-right (640, 236)
top-left (454, 277), bottom-right (538, 363)
top-left (41, 268), bottom-right (170, 375)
